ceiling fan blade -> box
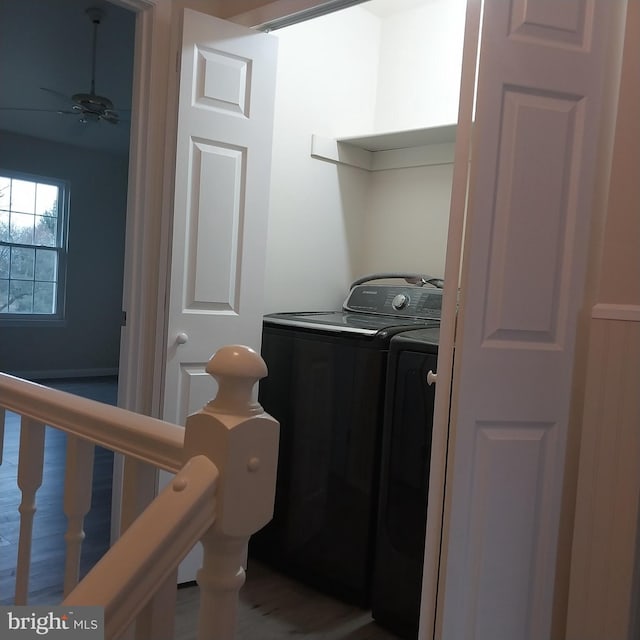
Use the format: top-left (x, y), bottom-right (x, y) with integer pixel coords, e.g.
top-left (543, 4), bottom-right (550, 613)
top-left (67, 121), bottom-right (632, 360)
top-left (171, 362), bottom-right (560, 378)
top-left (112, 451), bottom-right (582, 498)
top-left (100, 112), bottom-right (120, 125)
top-left (40, 86), bottom-right (71, 102)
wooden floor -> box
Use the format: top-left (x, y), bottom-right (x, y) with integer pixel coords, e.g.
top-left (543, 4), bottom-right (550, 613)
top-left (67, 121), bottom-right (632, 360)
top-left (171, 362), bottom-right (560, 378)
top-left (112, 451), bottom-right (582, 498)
top-left (175, 562), bottom-right (400, 639)
top-left (0, 377), bottom-right (400, 638)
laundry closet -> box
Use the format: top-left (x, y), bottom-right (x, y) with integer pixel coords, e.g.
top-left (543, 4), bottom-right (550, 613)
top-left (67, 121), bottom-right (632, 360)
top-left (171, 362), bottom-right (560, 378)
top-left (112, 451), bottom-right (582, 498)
top-left (249, 2), bottom-right (467, 637)
top-left (262, 0), bottom-right (466, 314)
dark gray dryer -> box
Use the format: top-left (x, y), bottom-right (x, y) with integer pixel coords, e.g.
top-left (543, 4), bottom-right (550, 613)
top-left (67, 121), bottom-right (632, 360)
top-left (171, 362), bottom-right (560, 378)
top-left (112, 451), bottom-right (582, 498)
top-left (250, 275), bottom-right (442, 607)
top-left (371, 326), bottom-right (440, 638)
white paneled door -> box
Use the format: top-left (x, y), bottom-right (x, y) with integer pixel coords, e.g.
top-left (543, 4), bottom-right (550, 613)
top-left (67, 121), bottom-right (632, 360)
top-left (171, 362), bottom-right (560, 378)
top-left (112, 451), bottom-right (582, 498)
top-left (438, 1), bottom-right (610, 639)
top-left (162, 8), bottom-right (277, 582)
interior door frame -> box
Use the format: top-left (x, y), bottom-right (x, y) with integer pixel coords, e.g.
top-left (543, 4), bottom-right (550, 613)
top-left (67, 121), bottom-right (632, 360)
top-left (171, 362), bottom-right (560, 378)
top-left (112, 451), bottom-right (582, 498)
top-left (110, 0), bottom-right (174, 539)
top-left (112, 0), bottom-right (171, 419)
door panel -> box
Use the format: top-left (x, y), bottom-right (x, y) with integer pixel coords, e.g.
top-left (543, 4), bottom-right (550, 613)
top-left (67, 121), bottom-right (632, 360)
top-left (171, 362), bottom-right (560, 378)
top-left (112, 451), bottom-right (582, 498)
top-left (162, 9), bottom-right (277, 427)
top-left (439, 1), bottom-right (610, 638)
top-left (161, 8), bottom-right (277, 582)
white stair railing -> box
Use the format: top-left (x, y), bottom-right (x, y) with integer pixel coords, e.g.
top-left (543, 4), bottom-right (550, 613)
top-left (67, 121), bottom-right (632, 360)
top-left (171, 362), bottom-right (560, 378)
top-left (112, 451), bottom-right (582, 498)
top-left (15, 416), bottom-right (46, 605)
top-left (0, 345), bottom-right (279, 640)
top-left (65, 454), bottom-right (220, 639)
top-left (62, 435), bottom-right (96, 597)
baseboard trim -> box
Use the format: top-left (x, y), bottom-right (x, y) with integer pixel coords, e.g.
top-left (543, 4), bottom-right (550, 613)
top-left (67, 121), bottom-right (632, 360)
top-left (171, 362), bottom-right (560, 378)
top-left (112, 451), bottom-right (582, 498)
top-left (6, 367), bottom-right (119, 381)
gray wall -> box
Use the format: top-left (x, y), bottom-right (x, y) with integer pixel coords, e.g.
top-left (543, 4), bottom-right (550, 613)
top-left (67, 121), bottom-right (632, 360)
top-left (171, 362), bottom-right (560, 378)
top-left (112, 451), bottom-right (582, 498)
top-left (0, 130), bottom-right (128, 377)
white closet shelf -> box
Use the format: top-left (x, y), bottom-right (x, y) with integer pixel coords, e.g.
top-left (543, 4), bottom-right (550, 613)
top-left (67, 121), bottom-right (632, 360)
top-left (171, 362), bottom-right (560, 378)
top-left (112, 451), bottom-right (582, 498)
top-left (339, 124), bottom-right (457, 151)
top-left (311, 124), bottom-right (457, 171)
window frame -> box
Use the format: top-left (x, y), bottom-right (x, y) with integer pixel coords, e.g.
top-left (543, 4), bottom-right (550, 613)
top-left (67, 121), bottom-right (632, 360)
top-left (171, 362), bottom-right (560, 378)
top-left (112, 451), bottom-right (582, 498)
top-left (0, 169), bottom-right (70, 326)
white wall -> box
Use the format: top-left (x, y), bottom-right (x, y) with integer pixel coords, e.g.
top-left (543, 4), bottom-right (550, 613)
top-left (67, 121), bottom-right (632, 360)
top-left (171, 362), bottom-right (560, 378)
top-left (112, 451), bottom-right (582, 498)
top-left (361, 163), bottom-right (453, 278)
top-left (264, 6), bottom-right (380, 313)
top-left (373, 0), bottom-right (467, 132)
top-left (263, 0), bottom-right (464, 313)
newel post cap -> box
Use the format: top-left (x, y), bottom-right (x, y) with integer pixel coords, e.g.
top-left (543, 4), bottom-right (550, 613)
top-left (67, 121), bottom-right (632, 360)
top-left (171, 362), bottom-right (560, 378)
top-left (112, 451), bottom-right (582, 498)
top-left (205, 345), bottom-right (268, 416)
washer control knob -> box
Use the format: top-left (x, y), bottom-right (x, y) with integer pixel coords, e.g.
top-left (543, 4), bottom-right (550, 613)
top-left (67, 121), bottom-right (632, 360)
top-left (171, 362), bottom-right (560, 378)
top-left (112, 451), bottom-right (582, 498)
top-left (392, 294), bottom-right (409, 310)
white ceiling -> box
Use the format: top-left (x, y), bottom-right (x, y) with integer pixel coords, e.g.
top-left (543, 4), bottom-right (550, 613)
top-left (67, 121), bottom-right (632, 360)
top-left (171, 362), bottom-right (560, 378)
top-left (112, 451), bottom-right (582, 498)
top-left (0, 0), bottom-right (136, 155)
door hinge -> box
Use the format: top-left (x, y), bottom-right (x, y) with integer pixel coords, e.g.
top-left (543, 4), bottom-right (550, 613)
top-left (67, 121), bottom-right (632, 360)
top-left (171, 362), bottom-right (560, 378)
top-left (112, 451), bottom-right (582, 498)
top-left (121, 310), bottom-right (127, 327)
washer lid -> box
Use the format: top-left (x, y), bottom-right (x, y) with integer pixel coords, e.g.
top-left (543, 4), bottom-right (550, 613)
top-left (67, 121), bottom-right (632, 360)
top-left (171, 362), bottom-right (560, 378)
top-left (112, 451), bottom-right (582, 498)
top-left (264, 311), bottom-right (438, 336)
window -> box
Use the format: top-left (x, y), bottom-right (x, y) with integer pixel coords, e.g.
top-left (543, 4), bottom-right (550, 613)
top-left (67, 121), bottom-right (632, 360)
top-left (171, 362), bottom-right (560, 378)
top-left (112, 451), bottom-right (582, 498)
top-left (0, 171), bottom-right (68, 323)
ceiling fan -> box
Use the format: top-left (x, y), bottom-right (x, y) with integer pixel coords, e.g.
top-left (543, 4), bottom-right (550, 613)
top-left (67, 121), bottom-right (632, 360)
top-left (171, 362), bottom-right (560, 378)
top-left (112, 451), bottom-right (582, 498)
top-left (0, 7), bottom-right (124, 125)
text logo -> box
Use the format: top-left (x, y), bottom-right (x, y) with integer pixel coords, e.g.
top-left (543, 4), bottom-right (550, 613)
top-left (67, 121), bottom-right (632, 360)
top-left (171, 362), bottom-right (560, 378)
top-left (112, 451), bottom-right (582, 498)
top-left (1, 607), bottom-right (104, 639)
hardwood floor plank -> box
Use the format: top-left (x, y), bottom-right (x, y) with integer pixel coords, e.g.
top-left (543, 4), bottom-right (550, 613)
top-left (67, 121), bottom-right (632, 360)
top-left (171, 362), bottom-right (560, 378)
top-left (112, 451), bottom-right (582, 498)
top-left (173, 560), bottom-right (400, 640)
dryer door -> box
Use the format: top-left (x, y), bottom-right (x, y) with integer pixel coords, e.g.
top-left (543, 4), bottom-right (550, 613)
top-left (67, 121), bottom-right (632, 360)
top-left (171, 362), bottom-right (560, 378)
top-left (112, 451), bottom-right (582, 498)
top-left (373, 348), bottom-right (437, 637)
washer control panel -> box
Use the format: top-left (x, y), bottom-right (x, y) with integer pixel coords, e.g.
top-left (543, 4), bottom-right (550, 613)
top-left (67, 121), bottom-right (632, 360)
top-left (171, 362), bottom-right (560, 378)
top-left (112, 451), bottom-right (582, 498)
top-left (344, 284), bottom-right (443, 319)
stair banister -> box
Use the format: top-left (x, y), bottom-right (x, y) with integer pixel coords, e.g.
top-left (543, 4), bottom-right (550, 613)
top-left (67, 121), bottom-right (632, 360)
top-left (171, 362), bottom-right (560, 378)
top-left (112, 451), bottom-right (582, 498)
top-left (64, 455), bottom-right (219, 639)
top-left (61, 344), bottom-right (280, 640)
top-left (183, 344), bottom-right (280, 640)
top-left (14, 417), bottom-right (46, 605)
top-left (0, 375), bottom-right (184, 472)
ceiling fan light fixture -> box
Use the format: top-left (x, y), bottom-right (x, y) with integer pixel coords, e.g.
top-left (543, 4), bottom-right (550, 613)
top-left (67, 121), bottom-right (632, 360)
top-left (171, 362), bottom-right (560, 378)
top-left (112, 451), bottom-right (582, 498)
top-left (72, 92), bottom-right (114, 112)
top-left (72, 6), bottom-right (120, 125)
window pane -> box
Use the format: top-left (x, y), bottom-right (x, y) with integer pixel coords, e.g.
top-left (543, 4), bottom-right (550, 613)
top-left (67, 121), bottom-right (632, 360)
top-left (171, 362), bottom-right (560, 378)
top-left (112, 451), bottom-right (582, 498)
top-left (0, 173), bottom-right (66, 321)
top-left (35, 249), bottom-right (58, 281)
top-left (9, 280), bottom-right (33, 312)
top-left (35, 183), bottom-right (58, 216)
top-left (0, 177), bottom-right (9, 211)
top-left (10, 213), bottom-right (34, 244)
top-left (35, 215), bottom-right (58, 247)
top-left (0, 245), bottom-right (8, 278)
top-left (0, 212), bottom-right (8, 241)
top-left (11, 180), bottom-right (36, 214)
top-left (10, 247), bottom-right (35, 279)
top-left (34, 281), bottom-right (56, 314)
top-left (0, 278), bottom-right (8, 312)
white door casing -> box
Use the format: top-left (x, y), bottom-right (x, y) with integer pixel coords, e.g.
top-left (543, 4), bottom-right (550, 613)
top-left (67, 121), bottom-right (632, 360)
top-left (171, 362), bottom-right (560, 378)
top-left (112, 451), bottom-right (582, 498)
top-left (162, 9), bottom-right (278, 426)
top-left (438, 1), bottom-right (611, 639)
top-left (112, 0), bottom-right (172, 543)
top-left (161, 8), bottom-right (277, 582)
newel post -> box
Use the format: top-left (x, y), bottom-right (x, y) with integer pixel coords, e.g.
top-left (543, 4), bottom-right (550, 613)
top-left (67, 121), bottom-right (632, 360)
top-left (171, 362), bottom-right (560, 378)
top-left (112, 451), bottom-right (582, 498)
top-left (182, 345), bottom-right (280, 640)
